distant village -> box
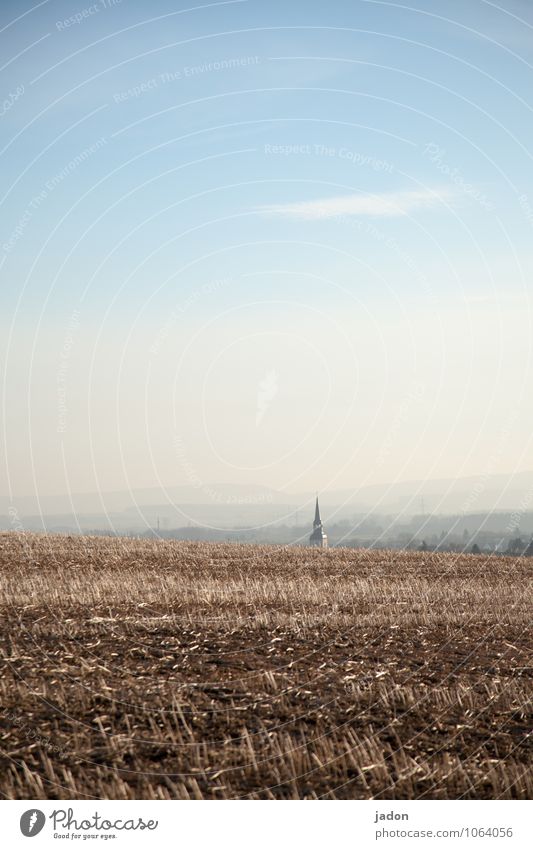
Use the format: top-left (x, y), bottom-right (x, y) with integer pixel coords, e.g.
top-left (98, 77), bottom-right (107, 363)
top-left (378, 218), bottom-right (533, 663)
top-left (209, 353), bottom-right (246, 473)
top-left (4, 494), bottom-right (533, 556)
top-left (136, 497), bottom-right (533, 556)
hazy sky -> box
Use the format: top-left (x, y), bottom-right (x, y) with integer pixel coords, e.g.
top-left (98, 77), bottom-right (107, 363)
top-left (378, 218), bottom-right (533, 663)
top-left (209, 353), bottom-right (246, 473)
top-left (1, 0), bottom-right (532, 500)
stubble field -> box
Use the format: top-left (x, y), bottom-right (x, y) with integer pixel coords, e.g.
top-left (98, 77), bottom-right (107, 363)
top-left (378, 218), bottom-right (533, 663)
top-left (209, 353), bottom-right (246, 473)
top-left (0, 532), bottom-right (531, 799)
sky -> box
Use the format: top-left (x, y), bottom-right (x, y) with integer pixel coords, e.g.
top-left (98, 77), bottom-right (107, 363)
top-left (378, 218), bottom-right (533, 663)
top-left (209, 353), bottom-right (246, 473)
top-left (1, 0), bottom-right (533, 502)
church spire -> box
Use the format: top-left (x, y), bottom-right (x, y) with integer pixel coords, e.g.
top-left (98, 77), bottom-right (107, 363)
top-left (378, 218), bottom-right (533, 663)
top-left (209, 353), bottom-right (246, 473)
top-left (310, 494), bottom-right (328, 548)
top-left (314, 495), bottom-right (321, 528)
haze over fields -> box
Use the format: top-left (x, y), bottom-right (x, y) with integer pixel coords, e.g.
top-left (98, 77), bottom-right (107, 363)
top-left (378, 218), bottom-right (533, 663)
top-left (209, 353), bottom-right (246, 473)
top-left (3, 471), bottom-right (533, 548)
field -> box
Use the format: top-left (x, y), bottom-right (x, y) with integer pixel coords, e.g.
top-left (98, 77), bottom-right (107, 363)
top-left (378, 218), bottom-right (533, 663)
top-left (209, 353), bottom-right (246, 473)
top-left (0, 532), bottom-right (531, 800)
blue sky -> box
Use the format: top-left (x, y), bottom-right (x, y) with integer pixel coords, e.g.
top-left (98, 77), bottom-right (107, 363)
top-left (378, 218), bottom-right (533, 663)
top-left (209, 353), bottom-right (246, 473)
top-left (1, 0), bottom-right (532, 499)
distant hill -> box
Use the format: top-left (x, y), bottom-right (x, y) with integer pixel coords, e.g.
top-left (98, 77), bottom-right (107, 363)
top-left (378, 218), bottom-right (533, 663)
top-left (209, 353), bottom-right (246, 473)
top-left (1, 471), bottom-right (533, 532)
top-left (318, 470), bottom-right (533, 515)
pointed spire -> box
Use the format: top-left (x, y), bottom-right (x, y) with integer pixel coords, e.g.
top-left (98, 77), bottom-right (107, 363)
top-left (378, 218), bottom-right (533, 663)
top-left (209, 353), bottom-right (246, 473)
top-left (310, 493), bottom-right (328, 548)
top-left (314, 495), bottom-right (321, 528)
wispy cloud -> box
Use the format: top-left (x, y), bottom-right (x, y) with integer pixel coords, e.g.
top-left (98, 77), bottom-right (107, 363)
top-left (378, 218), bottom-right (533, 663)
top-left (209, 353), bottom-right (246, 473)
top-left (258, 189), bottom-right (451, 220)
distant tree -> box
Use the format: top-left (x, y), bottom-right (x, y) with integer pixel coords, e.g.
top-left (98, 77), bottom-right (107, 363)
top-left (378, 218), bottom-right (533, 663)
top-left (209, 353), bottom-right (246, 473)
top-left (419, 540), bottom-right (428, 552)
top-left (471, 543), bottom-right (481, 555)
top-left (507, 537), bottom-right (525, 556)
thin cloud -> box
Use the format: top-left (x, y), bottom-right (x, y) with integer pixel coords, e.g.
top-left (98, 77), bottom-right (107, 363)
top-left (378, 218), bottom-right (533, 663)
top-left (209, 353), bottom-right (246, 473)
top-left (258, 189), bottom-right (452, 220)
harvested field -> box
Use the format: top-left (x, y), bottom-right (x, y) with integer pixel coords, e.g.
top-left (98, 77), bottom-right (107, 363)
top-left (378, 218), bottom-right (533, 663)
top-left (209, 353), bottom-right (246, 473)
top-left (0, 532), bottom-right (531, 799)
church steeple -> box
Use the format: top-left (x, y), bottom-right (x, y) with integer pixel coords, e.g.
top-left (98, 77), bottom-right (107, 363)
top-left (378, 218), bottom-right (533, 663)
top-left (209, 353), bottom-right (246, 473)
top-left (313, 496), bottom-right (322, 529)
top-left (310, 495), bottom-right (328, 548)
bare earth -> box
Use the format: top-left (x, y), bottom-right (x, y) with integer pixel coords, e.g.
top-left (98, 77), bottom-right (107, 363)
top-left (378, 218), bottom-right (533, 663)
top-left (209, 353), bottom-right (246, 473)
top-left (0, 533), bottom-right (531, 799)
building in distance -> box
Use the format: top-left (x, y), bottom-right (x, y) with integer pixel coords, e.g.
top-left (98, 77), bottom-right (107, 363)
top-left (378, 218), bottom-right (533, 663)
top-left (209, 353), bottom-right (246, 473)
top-left (310, 496), bottom-right (328, 548)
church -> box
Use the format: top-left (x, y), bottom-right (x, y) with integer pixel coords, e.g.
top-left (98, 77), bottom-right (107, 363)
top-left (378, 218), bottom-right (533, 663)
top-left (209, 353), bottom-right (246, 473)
top-left (309, 496), bottom-right (328, 548)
